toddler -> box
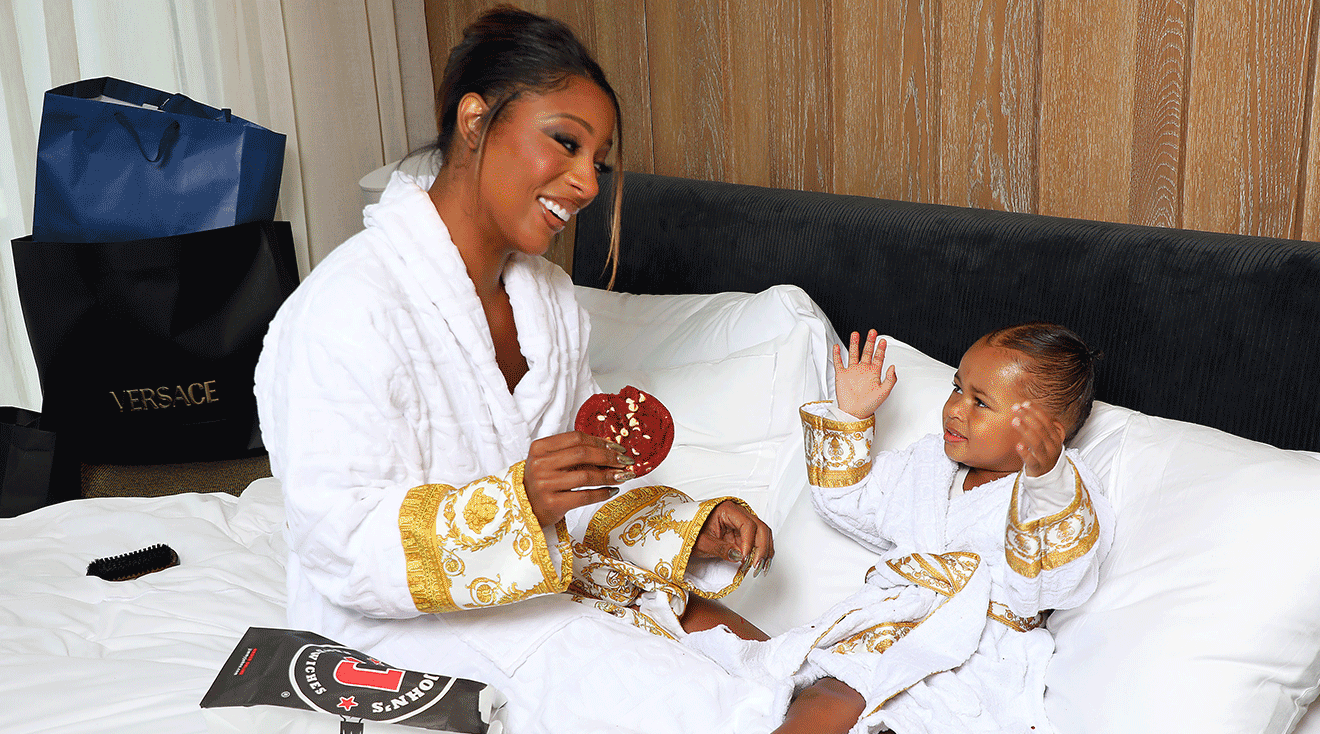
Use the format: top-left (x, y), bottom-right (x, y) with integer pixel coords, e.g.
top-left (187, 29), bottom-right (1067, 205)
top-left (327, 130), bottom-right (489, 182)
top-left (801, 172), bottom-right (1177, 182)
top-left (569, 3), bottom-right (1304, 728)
top-left (705, 323), bottom-right (1115, 734)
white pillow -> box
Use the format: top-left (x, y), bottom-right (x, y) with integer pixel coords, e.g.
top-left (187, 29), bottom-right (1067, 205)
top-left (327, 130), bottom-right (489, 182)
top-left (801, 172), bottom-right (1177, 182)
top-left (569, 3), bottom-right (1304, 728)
top-left (595, 322), bottom-right (814, 525)
top-left (1044, 412), bottom-right (1320, 734)
top-left (723, 335), bottom-right (955, 634)
top-left (580, 285), bottom-right (838, 527)
top-left (576, 283), bottom-right (839, 383)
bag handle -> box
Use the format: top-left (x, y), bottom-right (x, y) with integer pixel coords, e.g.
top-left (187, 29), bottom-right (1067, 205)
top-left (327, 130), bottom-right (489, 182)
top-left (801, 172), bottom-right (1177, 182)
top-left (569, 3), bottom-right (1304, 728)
top-left (113, 112), bottom-right (181, 163)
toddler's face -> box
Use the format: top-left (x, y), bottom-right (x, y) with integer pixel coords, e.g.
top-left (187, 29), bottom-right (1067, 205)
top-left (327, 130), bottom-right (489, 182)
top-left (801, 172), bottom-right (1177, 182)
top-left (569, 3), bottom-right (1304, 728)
top-left (941, 340), bottom-right (1038, 477)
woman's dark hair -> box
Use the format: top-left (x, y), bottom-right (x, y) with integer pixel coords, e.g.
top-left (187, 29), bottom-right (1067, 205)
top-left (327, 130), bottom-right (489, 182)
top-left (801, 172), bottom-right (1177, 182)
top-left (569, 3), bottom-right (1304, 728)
top-left (434, 5), bottom-right (623, 286)
top-left (983, 322), bottom-right (1102, 443)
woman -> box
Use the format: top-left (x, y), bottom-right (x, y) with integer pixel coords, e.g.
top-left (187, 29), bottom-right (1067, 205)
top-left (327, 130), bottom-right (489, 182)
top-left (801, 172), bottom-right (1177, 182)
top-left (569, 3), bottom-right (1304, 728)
top-left (255, 6), bottom-right (861, 732)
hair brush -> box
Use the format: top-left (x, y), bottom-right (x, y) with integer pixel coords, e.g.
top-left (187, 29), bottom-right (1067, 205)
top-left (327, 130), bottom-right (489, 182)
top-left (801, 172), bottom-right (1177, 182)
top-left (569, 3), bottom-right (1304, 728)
top-left (87, 543), bottom-right (180, 581)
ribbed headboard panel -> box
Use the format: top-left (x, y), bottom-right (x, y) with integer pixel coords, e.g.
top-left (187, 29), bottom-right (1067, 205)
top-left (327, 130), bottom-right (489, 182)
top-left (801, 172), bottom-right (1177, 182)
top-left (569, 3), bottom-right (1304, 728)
top-left (574, 172), bottom-right (1320, 453)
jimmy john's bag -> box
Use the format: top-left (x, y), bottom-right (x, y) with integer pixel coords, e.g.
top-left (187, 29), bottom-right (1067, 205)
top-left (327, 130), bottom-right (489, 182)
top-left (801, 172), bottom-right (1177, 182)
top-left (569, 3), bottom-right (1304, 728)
top-left (200, 627), bottom-right (507, 734)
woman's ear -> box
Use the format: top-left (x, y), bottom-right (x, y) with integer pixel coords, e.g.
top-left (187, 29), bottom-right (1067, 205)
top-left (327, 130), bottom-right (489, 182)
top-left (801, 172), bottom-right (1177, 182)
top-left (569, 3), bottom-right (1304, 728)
top-left (456, 92), bottom-right (489, 151)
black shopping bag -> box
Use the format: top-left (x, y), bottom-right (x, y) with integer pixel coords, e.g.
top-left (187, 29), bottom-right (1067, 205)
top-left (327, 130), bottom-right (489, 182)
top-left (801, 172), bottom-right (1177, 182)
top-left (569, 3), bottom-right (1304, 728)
top-left (0, 407), bottom-right (57, 517)
top-left (11, 221), bottom-right (299, 467)
top-left (33, 77), bottom-right (285, 243)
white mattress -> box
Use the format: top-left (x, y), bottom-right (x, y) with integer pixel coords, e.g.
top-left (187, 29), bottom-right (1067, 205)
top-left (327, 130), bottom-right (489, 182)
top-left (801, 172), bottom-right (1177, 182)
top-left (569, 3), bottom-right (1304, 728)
top-left (1, 478), bottom-right (288, 734)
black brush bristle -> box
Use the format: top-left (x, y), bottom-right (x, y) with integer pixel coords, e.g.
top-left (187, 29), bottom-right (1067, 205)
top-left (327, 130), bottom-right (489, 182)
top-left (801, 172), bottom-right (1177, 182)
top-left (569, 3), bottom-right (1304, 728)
top-left (87, 543), bottom-right (180, 581)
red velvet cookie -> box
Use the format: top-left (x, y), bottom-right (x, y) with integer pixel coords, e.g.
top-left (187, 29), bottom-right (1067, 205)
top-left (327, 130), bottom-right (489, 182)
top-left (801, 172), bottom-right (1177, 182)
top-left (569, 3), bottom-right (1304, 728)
top-left (574, 385), bottom-right (674, 477)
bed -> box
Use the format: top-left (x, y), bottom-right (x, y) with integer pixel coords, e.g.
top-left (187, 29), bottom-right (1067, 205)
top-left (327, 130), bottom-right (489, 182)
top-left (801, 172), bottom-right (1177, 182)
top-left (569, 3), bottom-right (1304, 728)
top-left (5, 171), bottom-right (1320, 734)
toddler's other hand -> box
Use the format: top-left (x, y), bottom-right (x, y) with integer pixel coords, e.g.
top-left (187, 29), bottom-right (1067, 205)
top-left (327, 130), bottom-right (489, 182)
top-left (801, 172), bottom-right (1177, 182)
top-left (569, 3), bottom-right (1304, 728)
top-left (834, 330), bottom-right (898, 419)
top-left (1011, 401), bottom-right (1066, 477)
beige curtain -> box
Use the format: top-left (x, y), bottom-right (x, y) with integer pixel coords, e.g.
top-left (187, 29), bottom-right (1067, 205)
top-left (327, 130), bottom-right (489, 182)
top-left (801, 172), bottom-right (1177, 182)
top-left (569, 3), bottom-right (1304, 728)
top-left (0, 0), bottom-right (435, 411)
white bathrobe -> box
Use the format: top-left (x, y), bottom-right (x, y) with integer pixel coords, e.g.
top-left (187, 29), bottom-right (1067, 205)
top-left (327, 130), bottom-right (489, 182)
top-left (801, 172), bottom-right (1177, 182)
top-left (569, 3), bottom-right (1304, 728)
top-left (690, 403), bottom-right (1114, 734)
top-left (254, 172), bottom-right (785, 733)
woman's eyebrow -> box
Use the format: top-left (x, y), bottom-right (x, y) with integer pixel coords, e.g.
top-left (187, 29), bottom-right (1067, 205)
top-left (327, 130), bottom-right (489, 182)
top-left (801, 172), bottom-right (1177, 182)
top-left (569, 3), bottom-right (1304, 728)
top-left (548, 112), bottom-right (594, 133)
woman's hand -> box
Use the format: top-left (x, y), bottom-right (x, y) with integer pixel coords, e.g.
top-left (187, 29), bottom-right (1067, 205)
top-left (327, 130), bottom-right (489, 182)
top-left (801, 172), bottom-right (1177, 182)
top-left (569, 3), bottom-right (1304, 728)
top-left (1011, 401), bottom-right (1067, 477)
top-left (834, 329), bottom-right (898, 419)
top-left (693, 500), bottom-right (775, 577)
top-left (523, 431), bottom-right (634, 526)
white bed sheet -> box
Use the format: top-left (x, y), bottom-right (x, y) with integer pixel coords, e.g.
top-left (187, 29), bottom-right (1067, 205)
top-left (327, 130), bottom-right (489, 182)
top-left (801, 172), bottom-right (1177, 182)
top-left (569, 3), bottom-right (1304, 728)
top-left (2, 478), bottom-right (287, 734)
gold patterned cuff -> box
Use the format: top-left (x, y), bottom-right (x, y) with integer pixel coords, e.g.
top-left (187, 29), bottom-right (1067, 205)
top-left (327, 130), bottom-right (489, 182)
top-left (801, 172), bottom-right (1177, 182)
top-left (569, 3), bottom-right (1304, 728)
top-left (399, 461), bottom-right (571, 613)
top-left (801, 401), bottom-right (874, 487)
top-left (580, 487), bottom-right (752, 600)
top-left (1005, 463), bottom-right (1101, 579)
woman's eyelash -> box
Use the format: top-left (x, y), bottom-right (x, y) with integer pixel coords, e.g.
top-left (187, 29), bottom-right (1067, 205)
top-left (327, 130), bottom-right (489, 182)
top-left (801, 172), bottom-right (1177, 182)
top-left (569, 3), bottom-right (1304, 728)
top-left (553, 133), bottom-right (579, 154)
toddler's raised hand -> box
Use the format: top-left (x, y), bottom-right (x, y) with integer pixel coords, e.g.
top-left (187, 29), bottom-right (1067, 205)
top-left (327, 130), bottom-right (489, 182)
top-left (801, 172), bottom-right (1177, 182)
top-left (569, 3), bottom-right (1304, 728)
top-left (1011, 401), bottom-right (1067, 477)
top-left (833, 330), bottom-right (898, 419)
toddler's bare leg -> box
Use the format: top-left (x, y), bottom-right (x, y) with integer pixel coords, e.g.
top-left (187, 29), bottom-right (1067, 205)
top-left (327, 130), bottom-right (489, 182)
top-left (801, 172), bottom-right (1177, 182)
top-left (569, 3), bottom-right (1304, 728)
top-left (774, 677), bottom-right (865, 734)
top-left (679, 597), bottom-right (864, 732)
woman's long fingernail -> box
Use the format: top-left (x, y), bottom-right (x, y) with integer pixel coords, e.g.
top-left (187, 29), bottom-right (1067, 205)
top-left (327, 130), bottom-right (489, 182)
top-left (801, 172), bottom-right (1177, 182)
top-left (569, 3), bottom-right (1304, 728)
top-left (613, 470), bottom-right (635, 482)
top-left (617, 454), bottom-right (635, 466)
top-left (728, 549), bottom-right (743, 562)
top-left (608, 487), bottom-right (620, 497)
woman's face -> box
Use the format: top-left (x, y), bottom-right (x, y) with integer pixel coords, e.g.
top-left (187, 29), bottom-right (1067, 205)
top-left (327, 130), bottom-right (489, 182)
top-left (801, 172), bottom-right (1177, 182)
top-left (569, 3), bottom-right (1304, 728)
top-left (477, 75), bottom-right (615, 257)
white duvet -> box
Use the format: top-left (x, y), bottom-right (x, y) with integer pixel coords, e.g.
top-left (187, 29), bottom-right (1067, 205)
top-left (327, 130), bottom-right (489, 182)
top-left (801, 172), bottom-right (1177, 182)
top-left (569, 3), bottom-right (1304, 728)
top-left (1, 478), bottom-right (287, 734)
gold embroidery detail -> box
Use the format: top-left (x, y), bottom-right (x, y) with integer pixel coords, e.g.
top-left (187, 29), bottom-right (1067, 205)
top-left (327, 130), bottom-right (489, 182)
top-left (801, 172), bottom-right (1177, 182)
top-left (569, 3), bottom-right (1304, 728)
top-left (1005, 463), bottom-right (1100, 579)
top-left (801, 402), bottom-right (874, 488)
top-left (568, 595), bottom-right (678, 640)
top-left (464, 486), bottom-right (498, 533)
top-left (398, 463), bottom-right (570, 613)
top-left (886, 552), bottom-right (980, 597)
top-left (583, 486), bottom-right (688, 555)
top-left (987, 601), bottom-right (1046, 632)
top-left (400, 482), bottom-right (460, 613)
top-left (577, 490), bottom-right (749, 603)
top-left (830, 621), bottom-right (919, 655)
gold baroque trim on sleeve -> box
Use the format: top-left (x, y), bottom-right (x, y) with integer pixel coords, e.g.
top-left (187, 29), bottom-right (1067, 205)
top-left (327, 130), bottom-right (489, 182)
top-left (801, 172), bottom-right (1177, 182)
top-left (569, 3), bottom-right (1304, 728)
top-left (1005, 463), bottom-right (1101, 579)
top-left (510, 462), bottom-right (573, 586)
top-left (398, 463), bottom-right (571, 614)
top-left (680, 497), bottom-right (753, 600)
top-left (582, 485), bottom-right (690, 556)
top-left (801, 402), bottom-right (874, 488)
top-left (399, 482), bottom-right (461, 613)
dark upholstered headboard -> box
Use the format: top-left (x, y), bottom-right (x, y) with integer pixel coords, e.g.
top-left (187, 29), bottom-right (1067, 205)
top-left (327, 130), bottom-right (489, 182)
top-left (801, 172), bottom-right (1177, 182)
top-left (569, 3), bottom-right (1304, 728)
top-left (573, 172), bottom-right (1320, 454)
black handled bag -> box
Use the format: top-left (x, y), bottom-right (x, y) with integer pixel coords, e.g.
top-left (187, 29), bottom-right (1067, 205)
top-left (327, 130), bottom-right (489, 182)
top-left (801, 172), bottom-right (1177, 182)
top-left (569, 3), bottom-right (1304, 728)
top-left (11, 221), bottom-right (299, 481)
top-left (0, 407), bottom-right (58, 517)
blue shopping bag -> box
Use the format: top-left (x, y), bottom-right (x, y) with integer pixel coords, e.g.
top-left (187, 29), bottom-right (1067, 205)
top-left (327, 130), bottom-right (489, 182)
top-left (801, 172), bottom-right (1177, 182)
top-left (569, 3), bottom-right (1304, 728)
top-left (32, 77), bottom-right (286, 242)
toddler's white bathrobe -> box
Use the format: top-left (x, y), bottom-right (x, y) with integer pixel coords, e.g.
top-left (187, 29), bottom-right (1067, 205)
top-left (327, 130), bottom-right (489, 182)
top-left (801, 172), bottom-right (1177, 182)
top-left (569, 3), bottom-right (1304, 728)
top-left (254, 172), bottom-right (786, 733)
top-left (691, 405), bottom-right (1115, 734)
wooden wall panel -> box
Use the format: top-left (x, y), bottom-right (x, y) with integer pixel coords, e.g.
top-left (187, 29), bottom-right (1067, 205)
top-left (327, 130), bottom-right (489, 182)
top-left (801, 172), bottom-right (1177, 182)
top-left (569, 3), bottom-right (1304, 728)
top-left (940, 0), bottom-right (1040, 212)
top-left (1038, 0), bottom-right (1138, 221)
top-left (1128, 0), bottom-right (1191, 228)
top-left (423, 0), bottom-right (1320, 259)
top-left (645, 1), bottom-right (730, 183)
top-left (1301, 11), bottom-right (1320, 241)
top-left (1184, 0), bottom-right (1314, 238)
top-left (833, 0), bottom-right (941, 201)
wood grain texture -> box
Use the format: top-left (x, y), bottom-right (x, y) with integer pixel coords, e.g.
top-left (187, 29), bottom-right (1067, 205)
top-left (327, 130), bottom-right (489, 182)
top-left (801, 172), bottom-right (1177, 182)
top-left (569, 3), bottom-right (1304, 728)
top-left (1184, 0), bottom-right (1314, 238)
top-left (1038, 0), bottom-right (1139, 221)
top-left (422, 0), bottom-right (1320, 246)
top-left (645, 0), bottom-right (730, 182)
top-left (1300, 5), bottom-right (1320, 241)
top-left (1128, 0), bottom-right (1190, 228)
top-left (940, 0), bottom-right (1040, 212)
top-left (833, 0), bottom-right (940, 201)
